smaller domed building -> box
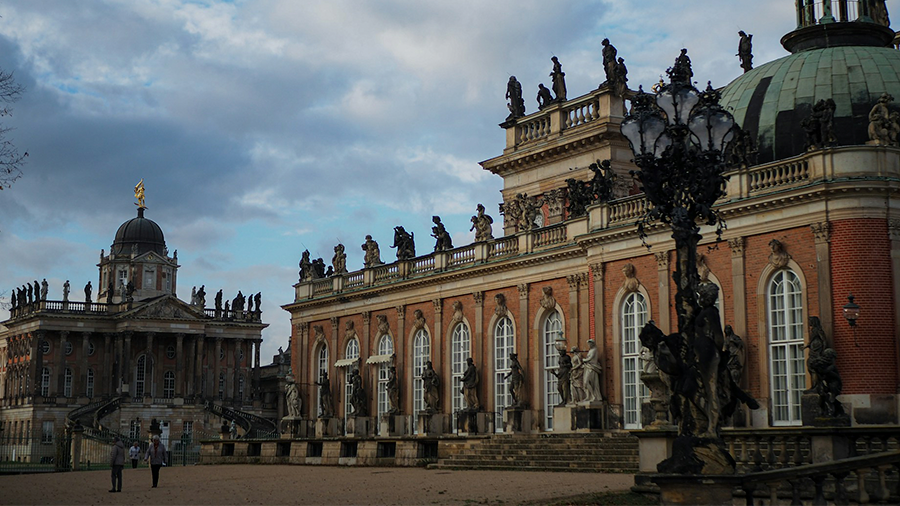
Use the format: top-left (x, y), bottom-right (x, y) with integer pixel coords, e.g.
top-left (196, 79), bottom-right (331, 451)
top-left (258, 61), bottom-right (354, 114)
top-left (1, 204), bottom-right (278, 465)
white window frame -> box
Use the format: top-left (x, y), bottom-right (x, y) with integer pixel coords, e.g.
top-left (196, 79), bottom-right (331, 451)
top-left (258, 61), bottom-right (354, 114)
top-left (542, 311), bottom-right (562, 430)
top-left (451, 323), bottom-right (471, 420)
top-left (622, 292), bottom-right (650, 429)
top-left (41, 421), bottom-right (54, 444)
top-left (494, 316), bottom-right (515, 428)
top-left (237, 375), bottom-right (244, 401)
top-left (412, 329), bottom-right (430, 420)
top-left (63, 368), bottom-right (73, 397)
top-left (344, 339), bottom-right (360, 421)
top-left (218, 372), bottom-right (225, 400)
top-left (143, 267), bottom-right (156, 289)
top-left (135, 355), bottom-right (147, 397)
top-left (40, 367), bottom-right (50, 397)
top-left (163, 371), bottom-right (175, 399)
top-left (377, 335), bottom-right (394, 418)
top-left (768, 269), bottom-right (805, 426)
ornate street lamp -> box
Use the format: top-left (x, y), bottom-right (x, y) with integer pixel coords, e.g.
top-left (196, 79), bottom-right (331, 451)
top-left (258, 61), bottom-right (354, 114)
top-left (843, 293), bottom-right (860, 347)
top-left (621, 54), bottom-right (749, 475)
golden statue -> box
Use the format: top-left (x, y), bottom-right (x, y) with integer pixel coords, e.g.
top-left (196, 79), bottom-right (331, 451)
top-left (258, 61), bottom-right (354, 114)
top-left (134, 179), bottom-right (146, 208)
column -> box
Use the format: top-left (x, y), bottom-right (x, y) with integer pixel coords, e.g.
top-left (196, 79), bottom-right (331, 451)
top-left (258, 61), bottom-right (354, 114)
top-left (472, 294), bottom-right (484, 409)
top-left (234, 339), bottom-right (243, 403)
top-left (175, 333), bottom-right (184, 398)
top-left (80, 332), bottom-right (91, 397)
top-left (656, 252), bottom-right (671, 333)
top-left (394, 306), bottom-right (406, 393)
top-left (517, 283), bottom-right (532, 409)
top-left (32, 331), bottom-right (45, 397)
top-left (432, 299), bottom-right (444, 411)
top-left (591, 264), bottom-right (605, 344)
top-left (145, 332), bottom-right (155, 397)
top-left (103, 333), bottom-right (112, 396)
top-left (566, 275), bottom-right (580, 343)
top-left (213, 337), bottom-right (222, 400)
top-left (728, 237), bottom-right (749, 394)
top-left (361, 312), bottom-right (371, 363)
top-left (889, 221), bottom-right (900, 392)
top-left (253, 339), bottom-right (261, 400)
top-left (811, 223), bottom-right (833, 343)
top-left (56, 331), bottom-right (68, 396)
top-left (195, 335), bottom-right (205, 398)
top-left (123, 332), bottom-right (132, 396)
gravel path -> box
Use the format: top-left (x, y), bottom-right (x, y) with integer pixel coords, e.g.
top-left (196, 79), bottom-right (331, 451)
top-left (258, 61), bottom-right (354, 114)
top-left (1, 465), bottom-right (635, 505)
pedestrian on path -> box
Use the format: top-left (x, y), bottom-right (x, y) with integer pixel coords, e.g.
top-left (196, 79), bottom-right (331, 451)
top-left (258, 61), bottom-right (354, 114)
top-left (144, 435), bottom-right (167, 488)
top-left (109, 436), bottom-right (125, 493)
top-left (128, 441), bottom-right (141, 469)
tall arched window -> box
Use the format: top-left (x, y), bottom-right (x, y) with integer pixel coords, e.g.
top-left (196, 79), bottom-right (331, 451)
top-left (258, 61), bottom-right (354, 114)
top-left (494, 316), bottom-right (515, 425)
top-left (542, 311), bottom-right (562, 430)
top-left (316, 345), bottom-right (328, 418)
top-left (218, 372), bottom-right (225, 400)
top-left (768, 269), bottom-right (805, 425)
top-left (135, 355), bottom-right (147, 398)
top-left (344, 339), bottom-right (360, 421)
top-left (86, 369), bottom-right (95, 398)
top-left (40, 367), bottom-right (50, 397)
top-left (622, 292), bottom-right (649, 429)
top-left (451, 323), bottom-right (471, 418)
top-left (63, 368), bottom-right (73, 397)
top-left (377, 335), bottom-right (394, 418)
top-left (412, 329), bottom-right (430, 418)
top-left (163, 371), bottom-right (175, 399)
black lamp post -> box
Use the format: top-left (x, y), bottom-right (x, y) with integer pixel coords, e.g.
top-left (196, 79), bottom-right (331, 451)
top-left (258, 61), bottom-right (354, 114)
top-left (843, 293), bottom-right (860, 346)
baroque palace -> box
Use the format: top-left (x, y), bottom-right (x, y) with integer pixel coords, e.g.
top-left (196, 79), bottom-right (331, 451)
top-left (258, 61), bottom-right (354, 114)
top-left (1, 202), bottom-right (286, 461)
top-left (283, 0), bottom-right (900, 442)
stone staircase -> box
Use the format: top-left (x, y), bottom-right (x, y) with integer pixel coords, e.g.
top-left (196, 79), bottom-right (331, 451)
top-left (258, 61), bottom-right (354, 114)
top-left (431, 432), bottom-right (639, 473)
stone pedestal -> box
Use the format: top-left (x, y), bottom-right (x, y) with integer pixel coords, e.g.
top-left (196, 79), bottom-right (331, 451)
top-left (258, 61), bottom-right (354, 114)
top-left (633, 427), bottom-right (677, 473)
top-left (553, 402), bottom-right (606, 433)
top-left (503, 408), bottom-right (533, 434)
top-left (416, 412), bottom-right (449, 436)
top-left (652, 474), bottom-right (743, 505)
top-left (346, 416), bottom-right (375, 437)
top-left (315, 417), bottom-right (341, 438)
top-left (456, 410), bottom-right (490, 434)
top-left (801, 393), bottom-right (851, 427)
top-left (379, 414), bottom-right (407, 437)
top-left (280, 417), bottom-right (309, 439)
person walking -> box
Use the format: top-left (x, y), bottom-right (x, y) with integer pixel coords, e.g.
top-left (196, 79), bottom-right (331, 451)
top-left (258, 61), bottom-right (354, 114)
top-left (128, 441), bottom-right (141, 469)
top-left (109, 436), bottom-right (125, 493)
top-left (144, 435), bottom-right (167, 488)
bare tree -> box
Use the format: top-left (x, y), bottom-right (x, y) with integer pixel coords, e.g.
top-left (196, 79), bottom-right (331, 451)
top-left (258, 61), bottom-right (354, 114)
top-left (0, 68), bottom-right (27, 190)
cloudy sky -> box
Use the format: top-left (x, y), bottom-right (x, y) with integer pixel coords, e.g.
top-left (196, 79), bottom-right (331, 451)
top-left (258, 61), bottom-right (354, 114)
top-left (1, 0), bottom-right (895, 361)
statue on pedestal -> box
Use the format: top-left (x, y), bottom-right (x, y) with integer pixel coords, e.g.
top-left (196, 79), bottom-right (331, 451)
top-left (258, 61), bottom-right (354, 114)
top-left (361, 235), bottom-right (383, 267)
top-left (285, 374), bottom-right (302, 418)
top-left (601, 38), bottom-right (618, 87)
top-left (504, 353), bottom-right (525, 408)
top-left (315, 372), bottom-right (334, 418)
top-left (469, 204), bottom-right (494, 242)
top-left (387, 366), bottom-right (400, 415)
top-left (459, 358), bottom-right (479, 410)
top-left (40, 279), bottom-right (48, 301)
top-left (550, 56), bottom-right (567, 102)
top-left (332, 243), bottom-right (348, 275)
top-left (551, 347), bottom-right (572, 406)
top-left (582, 340), bottom-right (603, 402)
top-left (431, 216), bottom-right (453, 252)
top-left (536, 84), bottom-right (554, 110)
top-left (63, 280), bottom-right (70, 302)
top-left (505, 76), bottom-right (525, 121)
top-left (349, 369), bottom-right (367, 417)
top-left (569, 347), bottom-right (585, 403)
top-left (737, 31), bottom-right (753, 73)
top-left (299, 250), bottom-right (313, 281)
top-left (391, 226), bottom-right (416, 260)
top-left (422, 361), bottom-right (440, 413)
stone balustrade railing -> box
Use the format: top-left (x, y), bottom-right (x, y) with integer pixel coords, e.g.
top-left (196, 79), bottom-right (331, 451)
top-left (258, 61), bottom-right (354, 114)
top-left (282, 145), bottom-right (900, 303)
top-left (506, 87), bottom-right (622, 151)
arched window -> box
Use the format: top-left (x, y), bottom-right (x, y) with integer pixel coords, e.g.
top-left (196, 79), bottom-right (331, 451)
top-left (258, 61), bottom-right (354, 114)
top-left (316, 344), bottom-right (328, 418)
top-left (542, 311), bottom-right (562, 430)
top-left (377, 335), bottom-right (394, 418)
top-left (494, 316), bottom-right (515, 425)
top-left (40, 367), bottom-right (50, 397)
top-left (622, 292), bottom-right (650, 429)
top-left (135, 355), bottom-right (147, 398)
top-left (63, 368), bottom-right (73, 397)
top-left (86, 369), bottom-right (95, 398)
top-left (218, 372), bottom-right (226, 400)
top-left (768, 269), bottom-right (805, 425)
top-left (412, 329), bottom-right (430, 418)
top-left (163, 371), bottom-right (175, 399)
top-left (344, 339), bottom-right (360, 421)
top-left (451, 323), bottom-right (471, 419)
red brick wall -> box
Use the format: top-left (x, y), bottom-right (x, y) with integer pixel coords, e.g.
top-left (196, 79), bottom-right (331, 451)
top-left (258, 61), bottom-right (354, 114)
top-left (830, 218), bottom-right (897, 394)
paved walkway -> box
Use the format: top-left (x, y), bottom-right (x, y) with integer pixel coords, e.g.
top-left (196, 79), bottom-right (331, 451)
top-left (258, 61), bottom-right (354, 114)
top-left (1, 465), bottom-right (635, 505)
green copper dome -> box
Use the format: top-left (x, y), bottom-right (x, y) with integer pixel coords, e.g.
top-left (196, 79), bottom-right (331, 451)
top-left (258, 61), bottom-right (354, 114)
top-left (719, 46), bottom-right (900, 164)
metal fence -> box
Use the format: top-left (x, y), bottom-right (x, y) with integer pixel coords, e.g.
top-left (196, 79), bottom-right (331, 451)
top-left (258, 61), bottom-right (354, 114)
top-left (0, 429), bottom-right (71, 474)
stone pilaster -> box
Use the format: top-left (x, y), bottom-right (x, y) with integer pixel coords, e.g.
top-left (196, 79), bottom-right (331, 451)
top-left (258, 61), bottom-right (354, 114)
top-left (175, 333), bottom-right (184, 397)
top-left (214, 337), bottom-right (222, 399)
top-left (811, 222), bottom-right (833, 343)
top-left (655, 252), bottom-right (671, 333)
top-left (31, 330), bottom-right (45, 397)
top-left (80, 332), bottom-right (91, 397)
top-left (566, 275), bottom-right (580, 345)
top-left (123, 331), bottom-right (132, 395)
top-left (432, 299), bottom-right (443, 411)
top-left (56, 331), bottom-right (68, 396)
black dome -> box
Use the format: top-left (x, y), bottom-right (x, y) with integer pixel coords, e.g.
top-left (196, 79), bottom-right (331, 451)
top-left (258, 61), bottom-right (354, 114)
top-left (112, 207), bottom-right (166, 256)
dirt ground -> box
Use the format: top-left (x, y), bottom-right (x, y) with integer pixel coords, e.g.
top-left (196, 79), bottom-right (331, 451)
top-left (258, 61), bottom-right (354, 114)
top-left (0, 465), bottom-right (636, 505)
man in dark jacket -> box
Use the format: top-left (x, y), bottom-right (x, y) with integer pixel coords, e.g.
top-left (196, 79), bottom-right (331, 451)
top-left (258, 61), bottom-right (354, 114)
top-left (109, 437), bottom-right (125, 492)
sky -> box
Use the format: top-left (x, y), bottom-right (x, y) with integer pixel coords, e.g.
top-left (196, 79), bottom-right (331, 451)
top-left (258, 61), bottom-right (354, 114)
top-left (1, 0), bottom-right (896, 362)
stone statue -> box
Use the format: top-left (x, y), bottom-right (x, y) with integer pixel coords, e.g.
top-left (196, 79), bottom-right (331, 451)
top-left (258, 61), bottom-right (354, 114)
top-left (84, 281), bottom-right (92, 303)
top-left (669, 48), bottom-right (693, 85)
top-left (569, 347), bottom-right (585, 403)
top-left (325, 266), bottom-right (333, 277)
top-left (803, 98), bottom-right (837, 150)
top-left (504, 353), bottom-right (526, 408)
top-left (601, 38), bottom-right (618, 86)
top-left (233, 291), bottom-right (245, 313)
top-left (299, 250), bottom-right (313, 281)
top-left (349, 369), bottom-right (367, 417)
top-left (725, 125), bottom-right (759, 168)
top-left (805, 316), bottom-right (828, 391)
top-left (872, 0), bottom-right (890, 26)
top-left (868, 93), bottom-right (899, 146)
top-left (565, 178), bottom-right (591, 218)
top-left (191, 286), bottom-right (197, 305)
top-left (254, 292), bottom-right (261, 317)
top-left (552, 347), bottom-right (572, 405)
top-left (499, 199), bottom-right (521, 232)
top-left (387, 366), bottom-right (400, 415)
top-left (589, 159), bottom-right (617, 203)
top-left (229, 420), bottom-right (238, 439)
top-left (582, 339), bottom-right (603, 402)
top-left (469, 204), bottom-right (494, 242)
top-left (247, 293), bottom-right (255, 314)
top-left (26, 283), bottom-right (33, 305)
top-left (505, 76), bottom-right (526, 121)
top-left (810, 347), bottom-right (845, 418)
top-left (312, 258), bottom-right (326, 278)
top-left (9, 287), bottom-right (16, 312)
top-left (107, 280), bottom-right (114, 304)
top-left (613, 57), bottom-right (628, 97)
top-left (361, 235), bottom-right (383, 268)
top-left (125, 281), bottom-right (135, 302)
top-left (332, 244), bottom-right (348, 275)
top-left (536, 84), bottom-right (554, 110)
top-left (315, 372), bottom-right (334, 418)
top-left (518, 193), bottom-right (543, 231)
top-left (459, 357), bottom-right (480, 410)
top-left (63, 280), bottom-right (70, 302)
top-left (737, 31), bottom-right (753, 73)
top-left (421, 361), bottom-right (440, 413)
top-left (40, 279), bottom-right (48, 301)
top-left (32, 280), bottom-right (39, 302)
top-left (431, 216), bottom-right (453, 251)
top-left (197, 285), bottom-right (206, 308)
top-left (550, 56), bottom-right (567, 102)
top-left (215, 289), bottom-right (223, 317)
top-left (391, 226), bottom-right (416, 260)
top-left (724, 325), bottom-right (745, 386)
top-left (224, 300), bottom-right (230, 316)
